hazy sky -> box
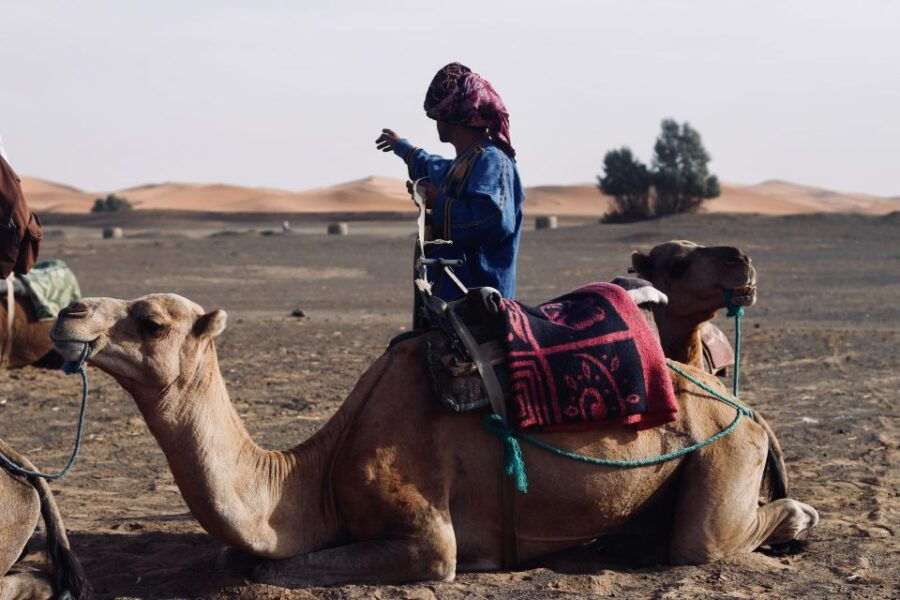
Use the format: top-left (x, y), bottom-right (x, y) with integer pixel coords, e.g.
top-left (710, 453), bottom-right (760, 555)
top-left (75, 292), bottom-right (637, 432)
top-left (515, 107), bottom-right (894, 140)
top-left (2, 0), bottom-right (898, 195)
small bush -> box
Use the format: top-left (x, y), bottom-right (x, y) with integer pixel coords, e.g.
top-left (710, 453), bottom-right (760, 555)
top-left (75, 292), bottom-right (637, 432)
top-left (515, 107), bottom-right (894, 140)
top-left (92, 194), bottom-right (132, 213)
top-left (598, 119), bottom-right (720, 222)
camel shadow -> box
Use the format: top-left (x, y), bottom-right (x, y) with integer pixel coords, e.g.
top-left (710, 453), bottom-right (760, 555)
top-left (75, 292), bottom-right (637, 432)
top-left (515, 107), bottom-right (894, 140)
top-left (64, 530), bottom-right (243, 599)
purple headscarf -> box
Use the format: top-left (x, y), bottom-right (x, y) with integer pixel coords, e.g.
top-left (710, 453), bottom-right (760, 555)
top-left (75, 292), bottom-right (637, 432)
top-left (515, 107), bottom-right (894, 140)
top-left (424, 63), bottom-right (515, 158)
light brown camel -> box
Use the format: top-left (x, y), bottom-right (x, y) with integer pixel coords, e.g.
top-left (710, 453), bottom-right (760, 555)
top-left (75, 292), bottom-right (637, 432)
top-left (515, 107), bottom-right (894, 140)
top-left (631, 240), bottom-right (756, 371)
top-left (0, 297), bottom-right (61, 369)
top-left (50, 293), bottom-right (818, 588)
top-left (0, 440), bottom-right (91, 600)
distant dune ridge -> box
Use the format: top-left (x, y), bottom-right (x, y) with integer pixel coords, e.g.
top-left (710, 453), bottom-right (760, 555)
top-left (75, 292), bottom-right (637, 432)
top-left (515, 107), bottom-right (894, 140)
top-left (19, 174), bottom-right (899, 216)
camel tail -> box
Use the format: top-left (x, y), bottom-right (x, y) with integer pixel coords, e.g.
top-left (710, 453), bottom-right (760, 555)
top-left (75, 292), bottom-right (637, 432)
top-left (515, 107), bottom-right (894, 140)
top-left (31, 475), bottom-right (93, 600)
top-left (755, 412), bottom-right (789, 502)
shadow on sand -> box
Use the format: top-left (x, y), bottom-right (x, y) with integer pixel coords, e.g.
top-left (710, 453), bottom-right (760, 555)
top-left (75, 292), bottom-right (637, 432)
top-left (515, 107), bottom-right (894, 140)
top-left (64, 530), bottom-right (243, 599)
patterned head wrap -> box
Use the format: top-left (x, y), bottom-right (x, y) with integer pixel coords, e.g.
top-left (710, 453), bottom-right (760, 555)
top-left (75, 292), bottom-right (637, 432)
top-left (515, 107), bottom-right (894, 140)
top-left (424, 62), bottom-right (515, 158)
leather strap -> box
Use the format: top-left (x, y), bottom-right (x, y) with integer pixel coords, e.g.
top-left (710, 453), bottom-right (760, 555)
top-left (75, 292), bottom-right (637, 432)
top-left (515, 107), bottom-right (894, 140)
top-left (1, 274), bottom-right (14, 367)
top-left (446, 310), bottom-right (506, 421)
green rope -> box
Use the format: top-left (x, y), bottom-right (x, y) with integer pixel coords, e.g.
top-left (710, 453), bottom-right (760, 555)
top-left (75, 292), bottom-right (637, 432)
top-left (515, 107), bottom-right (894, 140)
top-left (724, 291), bottom-right (745, 397)
top-left (484, 360), bottom-right (754, 493)
top-left (0, 345), bottom-right (90, 480)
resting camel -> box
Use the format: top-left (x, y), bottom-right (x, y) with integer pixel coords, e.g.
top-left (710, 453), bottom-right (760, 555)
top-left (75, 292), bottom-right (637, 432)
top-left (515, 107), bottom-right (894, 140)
top-left (51, 291), bottom-right (818, 588)
top-left (0, 440), bottom-right (91, 599)
top-left (631, 240), bottom-right (756, 372)
top-left (0, 296), bottom-right (61, 369)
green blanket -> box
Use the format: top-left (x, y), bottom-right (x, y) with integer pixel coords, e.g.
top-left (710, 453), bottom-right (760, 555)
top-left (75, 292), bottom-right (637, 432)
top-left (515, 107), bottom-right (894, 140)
top-left (18, 259), bottom-right (82, 321)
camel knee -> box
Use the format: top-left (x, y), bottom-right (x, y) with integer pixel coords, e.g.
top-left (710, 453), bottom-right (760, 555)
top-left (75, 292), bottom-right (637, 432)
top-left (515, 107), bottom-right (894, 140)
top-left (763, 498), bottom-right (819, 545)
top-left (413, 541), bottom-right (456, 583)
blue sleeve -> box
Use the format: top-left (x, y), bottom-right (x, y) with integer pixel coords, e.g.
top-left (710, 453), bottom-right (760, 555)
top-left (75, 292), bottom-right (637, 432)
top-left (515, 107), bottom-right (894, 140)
top-left (430, 148), bottom-right (517, 246)
top-left (393, 139), bottom-right (451, 184)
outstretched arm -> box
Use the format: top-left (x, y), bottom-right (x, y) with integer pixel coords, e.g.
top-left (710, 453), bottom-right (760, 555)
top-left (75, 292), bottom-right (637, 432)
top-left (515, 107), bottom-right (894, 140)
top-left (375, 128), bottom-right (451, 182)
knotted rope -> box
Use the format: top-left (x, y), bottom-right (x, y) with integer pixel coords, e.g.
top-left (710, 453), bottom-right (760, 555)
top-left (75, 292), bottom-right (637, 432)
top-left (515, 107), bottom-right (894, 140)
top-left (0, 344), bottom-right (90, 480)
top-left (484, 360), bottom-right (755, 493)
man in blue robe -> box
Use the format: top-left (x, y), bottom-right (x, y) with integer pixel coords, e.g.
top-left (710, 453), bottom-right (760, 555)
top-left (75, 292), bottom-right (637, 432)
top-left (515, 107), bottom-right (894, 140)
top-left (376, 63), bottom-right (525, 304)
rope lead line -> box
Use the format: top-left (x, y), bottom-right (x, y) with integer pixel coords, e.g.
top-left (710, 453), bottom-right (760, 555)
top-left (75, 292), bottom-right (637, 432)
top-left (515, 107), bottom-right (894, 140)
top-left (724, 290), bottom-right (745, 397)
top-left (485, 360), bottom-right (754, 494)
top-left (0, 345), bottom-right (90, 480)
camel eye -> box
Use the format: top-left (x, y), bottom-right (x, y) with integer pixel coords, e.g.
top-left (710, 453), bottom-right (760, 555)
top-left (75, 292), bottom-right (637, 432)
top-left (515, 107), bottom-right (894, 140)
top-left (139, 318), bottom-right (164, 335)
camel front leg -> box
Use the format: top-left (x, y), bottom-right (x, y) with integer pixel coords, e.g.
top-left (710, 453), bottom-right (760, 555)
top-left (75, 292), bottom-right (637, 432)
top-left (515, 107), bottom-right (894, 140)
top-left (252, 534), bottom-right (457, 588)
top-left (669, 421), bottom-right (818, 564)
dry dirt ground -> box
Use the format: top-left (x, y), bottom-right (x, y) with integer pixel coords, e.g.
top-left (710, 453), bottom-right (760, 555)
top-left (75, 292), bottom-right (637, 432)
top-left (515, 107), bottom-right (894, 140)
top-left (2, 211), bottom-right (898, 599)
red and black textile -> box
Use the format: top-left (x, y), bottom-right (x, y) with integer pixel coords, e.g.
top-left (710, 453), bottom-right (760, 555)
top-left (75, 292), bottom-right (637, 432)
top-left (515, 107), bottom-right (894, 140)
top-left (500, 283), bottom-right (677, 433)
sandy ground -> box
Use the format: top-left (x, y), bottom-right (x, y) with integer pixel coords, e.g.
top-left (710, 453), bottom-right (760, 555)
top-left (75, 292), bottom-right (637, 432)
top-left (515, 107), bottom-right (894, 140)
top-left (2, 210), bottom-right (898, 599)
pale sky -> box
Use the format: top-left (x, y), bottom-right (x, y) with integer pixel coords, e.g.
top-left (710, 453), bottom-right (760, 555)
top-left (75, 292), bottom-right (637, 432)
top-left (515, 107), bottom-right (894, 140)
top-left (2, 0), bottom-right (898, 196)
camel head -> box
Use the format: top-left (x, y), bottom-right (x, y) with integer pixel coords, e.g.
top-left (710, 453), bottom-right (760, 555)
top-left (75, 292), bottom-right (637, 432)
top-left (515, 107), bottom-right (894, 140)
top-left (51, 293), bottom-right (227, 397)
top-left (630, 240), bottom-right (757, 319)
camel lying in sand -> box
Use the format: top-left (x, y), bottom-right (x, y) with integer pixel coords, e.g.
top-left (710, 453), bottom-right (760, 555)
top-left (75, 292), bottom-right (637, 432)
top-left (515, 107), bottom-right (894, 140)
top-left (631, 241), bottom-right (756, 372)
top-left (51, 293), bottom-right (818, 588)
top-left (0, 440), bottom-right (91, 600)
top-left (0, 296), bottom-right (61, 369)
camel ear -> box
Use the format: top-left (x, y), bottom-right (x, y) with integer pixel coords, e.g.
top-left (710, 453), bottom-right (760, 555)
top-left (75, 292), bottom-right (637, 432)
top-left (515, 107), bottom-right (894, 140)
top-left (631, 251), bottom-right (652, 278)
top-left (194, 310), bottom-right (227, 338)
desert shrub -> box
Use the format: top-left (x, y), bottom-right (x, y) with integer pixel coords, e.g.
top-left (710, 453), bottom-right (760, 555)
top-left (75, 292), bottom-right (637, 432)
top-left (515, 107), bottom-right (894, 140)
top-left (92, 194), bottom-right (133, 213)
top-left (597, 148), bottom-right (652, 223)
top-left (598, 119), bottom-right (720, 222)
top-left (651, 119), bottom-right (720, 216)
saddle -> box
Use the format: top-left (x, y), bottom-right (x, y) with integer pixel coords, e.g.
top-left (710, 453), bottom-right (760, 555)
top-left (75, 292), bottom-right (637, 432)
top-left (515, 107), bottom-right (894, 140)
top-left (423, 278), bottom-right (733, 420)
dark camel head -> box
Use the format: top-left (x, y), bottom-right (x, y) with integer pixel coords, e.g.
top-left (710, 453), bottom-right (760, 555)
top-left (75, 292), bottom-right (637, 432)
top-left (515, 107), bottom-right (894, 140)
top-left (631, 240), bottom-right (757, 319)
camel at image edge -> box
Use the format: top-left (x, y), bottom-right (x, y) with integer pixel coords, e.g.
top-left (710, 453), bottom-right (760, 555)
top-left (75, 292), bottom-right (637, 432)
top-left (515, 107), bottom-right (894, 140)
top-left (0, 440), bottom-right (92, 600)
top-left (46, 242), bottom-right (818, 588)
top-left (0, 297), bottom-right (60, 369)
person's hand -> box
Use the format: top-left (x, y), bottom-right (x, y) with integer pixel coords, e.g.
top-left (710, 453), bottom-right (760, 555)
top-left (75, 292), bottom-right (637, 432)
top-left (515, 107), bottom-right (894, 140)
top-left (407, 179), bottom-right (439, 208)
top-left (375, 128), bottom-right (402, 152)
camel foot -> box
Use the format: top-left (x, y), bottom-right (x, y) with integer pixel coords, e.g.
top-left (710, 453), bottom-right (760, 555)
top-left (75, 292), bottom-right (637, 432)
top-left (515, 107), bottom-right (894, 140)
top-left (0, 571), bottom-right (54, 600)
top-left (761, 498), bottom-right (819, 545)
top-left (215, 547), bottom-right (261, 578)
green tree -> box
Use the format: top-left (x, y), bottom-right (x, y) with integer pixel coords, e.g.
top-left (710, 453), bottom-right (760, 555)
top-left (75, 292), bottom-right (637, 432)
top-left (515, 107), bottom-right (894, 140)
top-left (597, 147), bottom-right (652, 223)
top-left (651, 118), bottom-right (720, 216)
top-left (91, 194), bottom-right (133, 213)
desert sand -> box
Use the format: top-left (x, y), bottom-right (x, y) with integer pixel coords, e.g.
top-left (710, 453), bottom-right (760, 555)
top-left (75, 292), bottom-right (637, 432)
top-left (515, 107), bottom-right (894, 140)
top-left (20, 174), bottom-right (900, 216)
top-left (2, 209), bottom-right (898, 599)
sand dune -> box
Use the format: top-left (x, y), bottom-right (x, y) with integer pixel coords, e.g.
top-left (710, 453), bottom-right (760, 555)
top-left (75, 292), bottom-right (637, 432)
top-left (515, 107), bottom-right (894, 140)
top-left (19, 175), bottom-right (898, 216)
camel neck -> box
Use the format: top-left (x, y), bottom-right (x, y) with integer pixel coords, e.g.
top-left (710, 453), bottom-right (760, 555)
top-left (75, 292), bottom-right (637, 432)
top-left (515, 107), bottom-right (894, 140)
top-left (130, 346), bottom-right (337, 558)
top-left (653, 309), bottom-right (706, 368)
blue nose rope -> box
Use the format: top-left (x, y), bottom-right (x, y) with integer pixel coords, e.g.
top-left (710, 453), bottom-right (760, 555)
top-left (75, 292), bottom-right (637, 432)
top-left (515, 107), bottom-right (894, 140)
top-left (0, 344), bottom-right (90, 480)
top-left (723, 290), bottom-right (745, 397)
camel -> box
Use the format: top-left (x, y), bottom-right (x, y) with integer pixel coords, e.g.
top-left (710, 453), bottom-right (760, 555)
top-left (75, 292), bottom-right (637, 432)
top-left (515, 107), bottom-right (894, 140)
top-left (50, 292), bottom-right (818, 588)
top-left (0, 440), bottom-right (91, 599)
top-left (0, 296), bottom-right (62, 369)
top-left (630, 241), bottom-right (756, 372)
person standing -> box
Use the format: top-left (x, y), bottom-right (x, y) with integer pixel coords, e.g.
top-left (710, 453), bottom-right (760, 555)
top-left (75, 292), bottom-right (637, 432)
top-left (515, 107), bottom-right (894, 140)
top-left (376, 62), bottom-right (524, 303)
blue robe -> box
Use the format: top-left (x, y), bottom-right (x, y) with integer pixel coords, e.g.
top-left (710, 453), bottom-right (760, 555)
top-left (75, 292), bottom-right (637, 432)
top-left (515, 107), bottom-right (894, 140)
top-left (394, 138), bottom-right (524, 300)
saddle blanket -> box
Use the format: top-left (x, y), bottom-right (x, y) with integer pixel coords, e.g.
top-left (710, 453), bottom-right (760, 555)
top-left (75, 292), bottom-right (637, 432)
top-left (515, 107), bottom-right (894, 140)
top-left (500, 282), bottom-right (677, 433)
top-left (18, 259), bottom-right (82, 321)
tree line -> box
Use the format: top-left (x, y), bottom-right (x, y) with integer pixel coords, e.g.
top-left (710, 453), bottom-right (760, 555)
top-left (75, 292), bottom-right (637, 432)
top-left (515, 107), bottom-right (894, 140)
top-left (598, 118), bottom-right (720, 222)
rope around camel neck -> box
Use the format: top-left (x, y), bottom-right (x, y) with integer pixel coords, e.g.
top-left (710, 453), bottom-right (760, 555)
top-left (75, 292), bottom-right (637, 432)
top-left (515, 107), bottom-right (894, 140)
top-left (0, 345), bottom-right (90, 480)
top-left (484, 360), bottom-right (755, 493)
